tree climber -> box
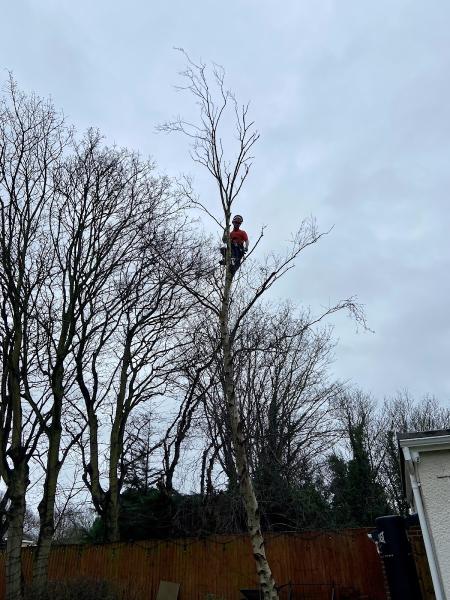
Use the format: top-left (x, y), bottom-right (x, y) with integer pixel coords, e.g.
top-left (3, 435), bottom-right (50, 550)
top-left (220, 214), bottom-right (249, 275)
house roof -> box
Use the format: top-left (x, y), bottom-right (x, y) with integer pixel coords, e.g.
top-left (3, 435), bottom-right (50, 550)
top-left (398, 429), bottom-right (450, 443)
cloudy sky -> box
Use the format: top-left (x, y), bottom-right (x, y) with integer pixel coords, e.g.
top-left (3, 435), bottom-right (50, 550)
top-left (2, 0), bottom-right (450, 402)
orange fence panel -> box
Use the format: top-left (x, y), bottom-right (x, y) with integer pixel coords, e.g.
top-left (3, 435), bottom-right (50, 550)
top-left (0, 529), bottom-right (387, 600)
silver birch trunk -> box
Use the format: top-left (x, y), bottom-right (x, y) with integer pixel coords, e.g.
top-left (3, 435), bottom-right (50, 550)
top-left (219, 230), bottom-right (278, 600)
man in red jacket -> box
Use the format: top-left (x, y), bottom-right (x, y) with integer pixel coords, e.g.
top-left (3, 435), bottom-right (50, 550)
top-left (220, 215), bottom-right (249, 274)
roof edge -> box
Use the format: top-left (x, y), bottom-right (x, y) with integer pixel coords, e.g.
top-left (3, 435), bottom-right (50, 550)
top-left (398, 434), bottom-right (450, 450)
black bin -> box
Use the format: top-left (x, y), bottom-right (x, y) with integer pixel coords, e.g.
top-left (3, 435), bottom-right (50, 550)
top-left (371, 515), bottom-right (422, 600)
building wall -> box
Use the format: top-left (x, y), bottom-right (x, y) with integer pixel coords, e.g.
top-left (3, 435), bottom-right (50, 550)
top-left (418, 450), bottom-right (450, 598)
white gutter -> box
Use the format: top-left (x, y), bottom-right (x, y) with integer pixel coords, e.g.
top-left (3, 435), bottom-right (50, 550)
top-left (403, 446), bottom-right (446, 600)
top-left (400, 434), bottom-right (450, 450)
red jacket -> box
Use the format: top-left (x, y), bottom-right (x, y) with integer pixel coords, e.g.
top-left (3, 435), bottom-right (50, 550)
top-left (230, 229), bottom-right (248, 245)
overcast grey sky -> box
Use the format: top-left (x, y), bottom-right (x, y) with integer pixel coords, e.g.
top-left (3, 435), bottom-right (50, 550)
top-left (2, 0), bottom-right (450, 402)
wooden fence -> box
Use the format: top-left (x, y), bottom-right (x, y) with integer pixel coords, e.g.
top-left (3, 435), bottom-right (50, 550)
top-left (407, 526), bottom-right (436, 600)
top-left (0, 529), bottom-right (387, 600)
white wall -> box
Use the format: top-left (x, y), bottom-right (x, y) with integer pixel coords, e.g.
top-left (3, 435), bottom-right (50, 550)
top-left (418, 450), bottom-right (450, 598)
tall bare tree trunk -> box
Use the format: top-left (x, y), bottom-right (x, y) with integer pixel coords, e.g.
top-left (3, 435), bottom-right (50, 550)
top-left (219, 221), bottom-right (278, 600)
top-left (6, 465), bottom-right (28, 600)
top-left (4, 323), bottom-right (29, 600)
top-left (105, 438), bottom-right (121, 543)
top-left (103, 337), bottom-right (132, 543)
top-left (32, 426), bottom-right (62, 592)
top-left (32, 331), bottom-right (68, 591)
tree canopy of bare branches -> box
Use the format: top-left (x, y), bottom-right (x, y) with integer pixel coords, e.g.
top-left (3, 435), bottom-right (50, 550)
top-left (159, 51), bottom-right (367, 600)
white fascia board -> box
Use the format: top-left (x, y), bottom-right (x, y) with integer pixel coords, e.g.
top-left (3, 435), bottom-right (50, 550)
top-left (399, 435), bottom-right (450, 453)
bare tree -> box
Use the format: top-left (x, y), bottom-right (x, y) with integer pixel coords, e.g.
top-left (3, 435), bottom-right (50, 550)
top-left (159, 53), bottom-right (365, 600)
top-left (52, 489), bottom-right (95, 544)
top-left (0, 78), bottom-right (69, 600)
top-left (160, 321), bottom-right (221, 494)
top-left (0, 82), bottom-right (199, 596)
top-left (65, 135), bottom-right (205, 543)
top-left (332, 390), bottom-right (389, 478)
top-left (197, 305), bottom-right (342, 488)
top-left (28, 128), bottom-right (179, 589)
top-left (381, 391), bottom-right (450, 514)
top-left (236, 305), bottom-right (340, 482)
top-left (193, 303), bottom-right (342, 532)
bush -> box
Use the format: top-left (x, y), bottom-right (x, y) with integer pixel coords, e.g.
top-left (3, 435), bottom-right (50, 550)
top-left (24, 578), bottom-right (123, 600)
